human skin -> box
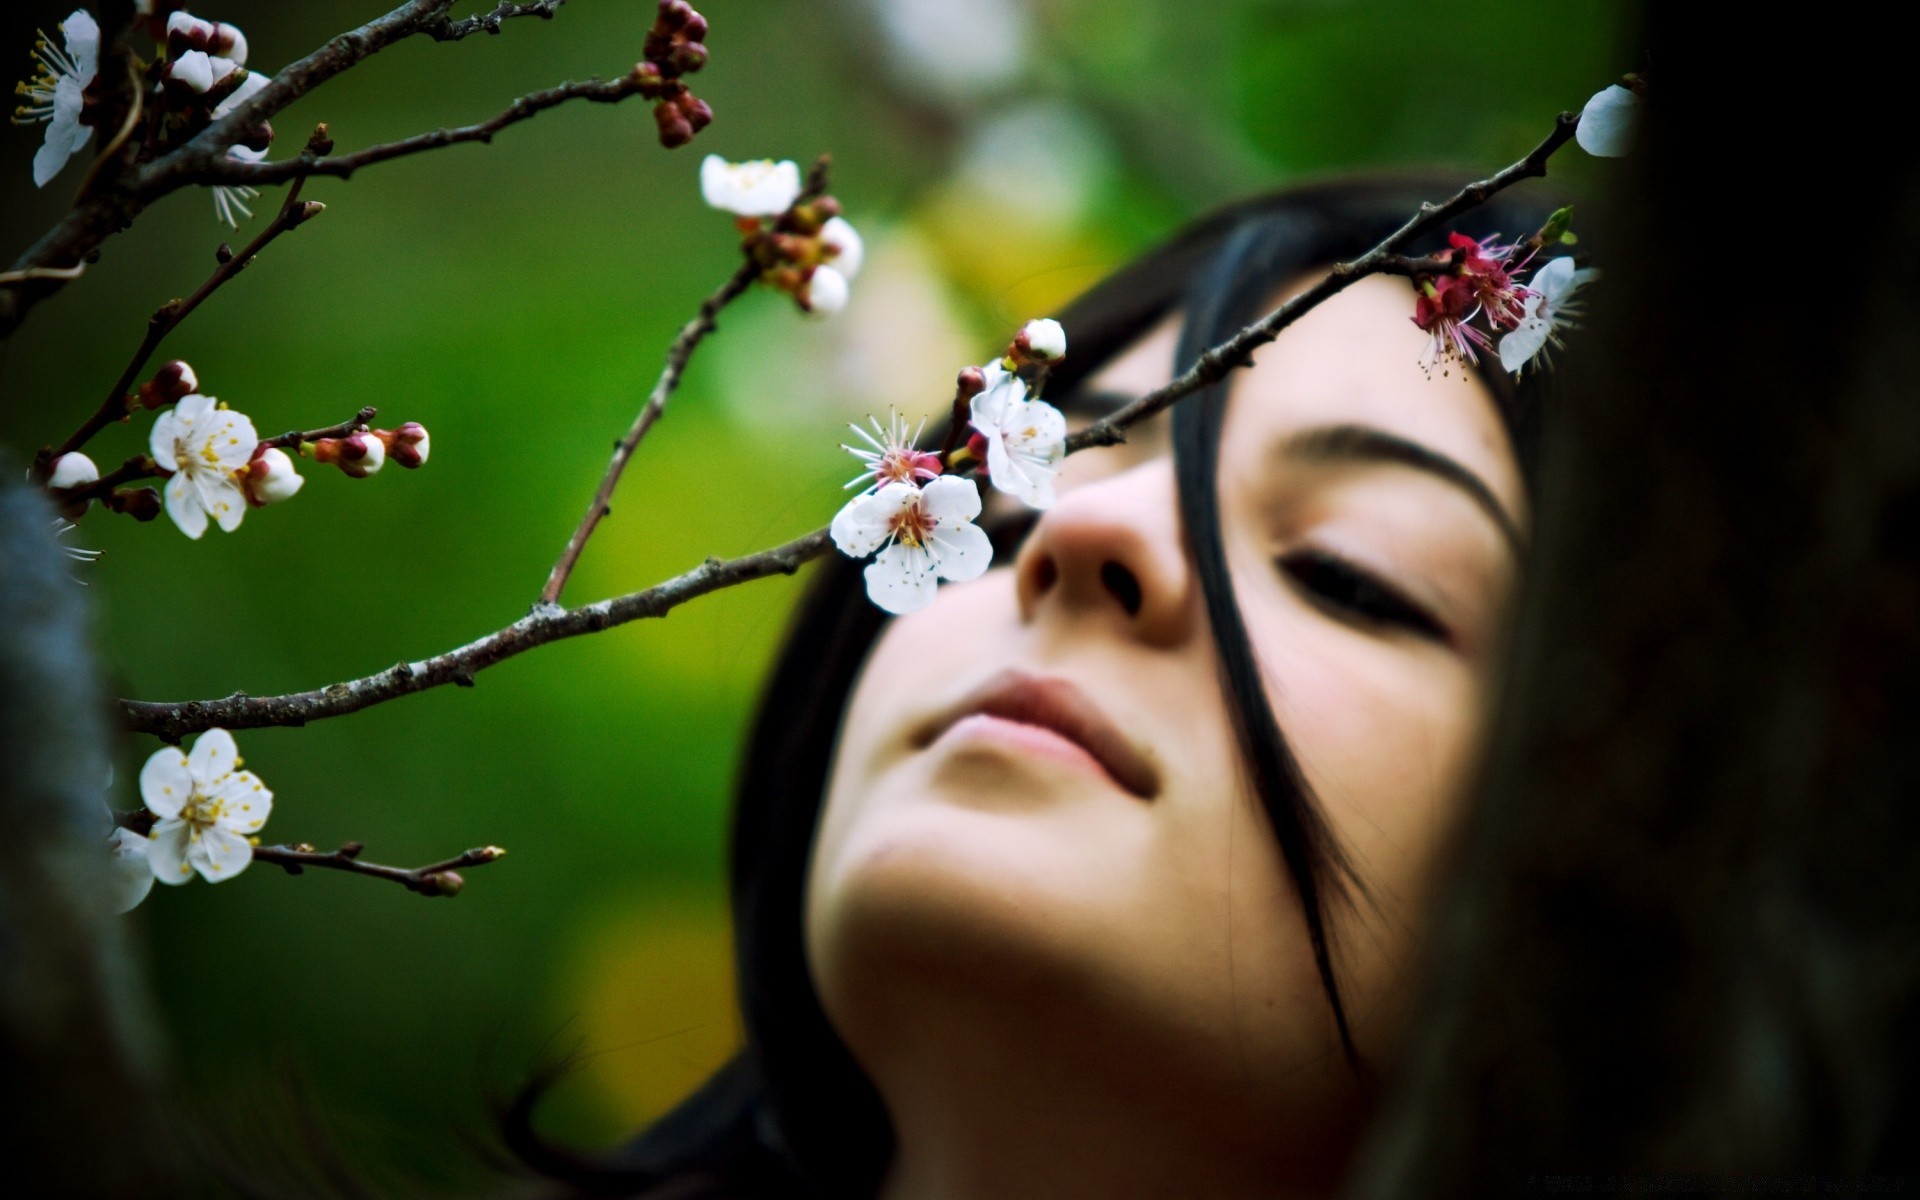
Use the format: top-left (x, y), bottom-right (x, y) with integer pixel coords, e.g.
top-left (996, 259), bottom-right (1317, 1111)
top-left (805, 273), bottom-right (1527, 1200)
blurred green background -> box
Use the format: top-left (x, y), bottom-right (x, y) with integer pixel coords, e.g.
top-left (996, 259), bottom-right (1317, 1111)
top-left (2, 0), bottom-right (1624, 1184)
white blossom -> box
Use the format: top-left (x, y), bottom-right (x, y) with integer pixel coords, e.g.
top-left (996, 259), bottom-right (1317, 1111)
top-left (212, 144), bottom-right (264, 227)
top-left (211, 66), bottom-right (267, 120)
top-left (149, 392), bottom-right (257, 538)
top-left (1018, 317), bottom-right (1066, 361)
top-left (842, 410), bottom-right (942, 494)
top-left (831, 476), bottom-right (992, 614)
top-left (107, 827), bottom-right (154, 913)
top-left (802, 264), bottom-right (850, 317)
top-left (699, 155), bottom-right (801, 216)
top-left (139, 728), bottom-right (271, 885)
top-left (240, 446), bottom-right (303, 505)
top-left (969, 363), bottom-right (1066, 509)
top-left (1576, 84), bottom-right (1639, 158)
top-left (820, 216), bottom-right (864, 280)
top-left (47, 451), bottom-right (98, 490)
top-left (1498, 256), bottom-right (1600, 375)
top-left (16, 9), bottom-right (99, 187)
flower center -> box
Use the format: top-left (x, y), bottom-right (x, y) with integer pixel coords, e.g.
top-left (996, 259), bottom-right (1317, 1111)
top-left (180, 786), bottom-right (226, 830)
top-left (887, 495), bottom-right (936, 548)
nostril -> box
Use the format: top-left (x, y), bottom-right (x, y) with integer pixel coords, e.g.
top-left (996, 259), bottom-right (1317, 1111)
top-left (1033, 556), bottom-right (1059, 595)
top-left (1100, 561), bottom-right (1143, 616)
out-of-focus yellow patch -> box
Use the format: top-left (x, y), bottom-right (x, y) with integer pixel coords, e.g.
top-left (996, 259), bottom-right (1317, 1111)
top-left (558, 895), bottom-right (741, 1129)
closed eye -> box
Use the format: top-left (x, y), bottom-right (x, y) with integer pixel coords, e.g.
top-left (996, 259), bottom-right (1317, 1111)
top-left (1277, 548), bottom-right (1450, 645)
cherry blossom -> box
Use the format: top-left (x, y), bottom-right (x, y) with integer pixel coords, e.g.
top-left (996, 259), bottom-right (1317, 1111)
top-left (820, 216), bottom-right (864, 280)
top-left (239, 446), bottom-right (303, 506)
top-left (1498, 256), bottom-right (1600, 375)
top-left (843, 410), bottom-right (944, 495)
top-left (969, 363), bottom-right (1067, 508)
top-left (107, 827), bottom-right (154, 913)
top-left (1449, 232), bottom-right (1529, 330)
top-left (1576, 84), bottom-right (1639, 158)
top-left (16, 9), bottom-right (99, 187)
top-left (47, 451), bottom-right (98, 490)
top-left (832, 476), bottom-right (993, 614)
top-left (700, 155), bottom-right (801, 216)
top-left (139, 728), bottom-right (272, 885)
top-left (149, 392), bottom-right (258, 538)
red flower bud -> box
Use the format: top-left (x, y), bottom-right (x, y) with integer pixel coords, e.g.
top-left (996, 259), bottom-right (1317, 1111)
top-left (659, 0), bottom-right (695, 30)
top-left (136, 359), bottom-right (198, 409)
top-left (633, 60), bottom-right (666, 95)
top-left (956, 366), bottom-right (987, 398)
top-left (377, 422), bottom-right (430, 469)
top-left (678, 93), bottom-right (712, 132)
top-left (653, 102), bottom-right (694, 148)
top-left (312, 433), bottom-right (386, 477)
top-left (966, 432), bottom-right (991, 473)
top-left (669, 41), bottom-right (708, 73)
top-left (681, 12), bottom-right (709, 42)
top-left (112, 487), bottom-right (164, 522)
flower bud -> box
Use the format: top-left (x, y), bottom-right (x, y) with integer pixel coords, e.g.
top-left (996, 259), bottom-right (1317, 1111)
top-left (658, 0), bottom-right (695, 30)
top-left (1015, 318), bottom-right (1067, 363)
top-left (800, 265), bottom-right (849, 318)
top-left (47, 452), bottom-right (99, 491)
top-left (166, 49), bottom-right (215, 93)
top-left (819, 216), bottom-right (863, 281)
top-left (211, 22), bottom-right (247, 64)
top-left (653, 101), bottom-right (693, 148)
top-left (678, 93), bottom-right (713, 133)
top-left (313, 432), bottom-right (386, 477)
top-left (966, 431), bottom-right (991, 472)
top-left (305, 122), bottom-right (334, 157)
top-left (166, 11), bottom-right (216, 53)
top-left (241, 446), bottom-right (304, 506)
top-left (680, 11), bottom-right (709, 42)
top-left (955, 366), bottom-right (987, 398)
top-left (418, 870), bottom-right (465, 897)
top-left (112, 487), bottom-right (163, 522)
top-left (670, 41), bottom-right (708, 73)
top-left (137, 360), bottom-right (198, 409)
top-left (379, 422), bottom-right (430, 469)
top-left (633, 59), bottom-right (666, 94)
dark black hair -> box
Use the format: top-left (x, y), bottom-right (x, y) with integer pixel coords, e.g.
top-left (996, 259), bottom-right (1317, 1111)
top-left (514, 175), bottom-right (1566, 1199)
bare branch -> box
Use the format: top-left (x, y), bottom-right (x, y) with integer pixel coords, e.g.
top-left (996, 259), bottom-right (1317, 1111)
top-left (251, 841), bottom-right (506, 897)
top-left (43, 182), bottom-right (324, 468)
top-left (422, 0), bottom-right (566, 41)
top-left (115, 117), bottom-right (1579, 741)
top-left (199, 73), bottom-right (651, 187)
top-left (257, 406), bottom-right (379, 453)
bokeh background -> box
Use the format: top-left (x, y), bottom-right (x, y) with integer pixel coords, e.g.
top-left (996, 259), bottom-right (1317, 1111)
top-left (2, 0), bottom-right (1624, 1184)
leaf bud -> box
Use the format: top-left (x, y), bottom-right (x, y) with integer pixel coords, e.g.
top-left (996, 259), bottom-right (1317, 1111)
top-left (418, 870), bottom-right (465, 897)
top-left (305, 122), bottom-right (334, 157)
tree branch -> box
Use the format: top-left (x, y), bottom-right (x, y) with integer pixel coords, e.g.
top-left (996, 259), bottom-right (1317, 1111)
top-left (257, 406), bottom-right (379, 453)
top-left (1065, 110), bottom-right (1580, 453)
top-left (44, 181), bottom-right (324, 468)
top-left (251, 841), bottom-right (506, 897)
top-left (115, 116), bottom-right (1578, 740)
top-left (421, 0), bottom-right (566, 41)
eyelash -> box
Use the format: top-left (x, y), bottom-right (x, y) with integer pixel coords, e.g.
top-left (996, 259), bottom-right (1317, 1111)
top-left (1275, 548), bottom-right (1450, 644)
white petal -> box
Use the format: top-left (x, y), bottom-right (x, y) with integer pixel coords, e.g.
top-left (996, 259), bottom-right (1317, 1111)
top-left (188, 825), bottom-right (253, 882)
top-left (820, 216), bottom-right (863, 280)
top-left (699, 154), bottom-right (729, 208)
top-left (865, 543), bottom-right (940, 614)
top-left (139, 746), bottom-right (192, 819)
top-left (203, 409), bottom-right (259, 468)
top-left (212, 770), bottom-right (272, 834)
top-left (201, 476), bottom-right (248, 532)
top-left (47, 452), bottom-right (99, 489)
top-left (149, 411), bottom-right (180, 471)
top-left (32, 134), bottom-right (76, 188)
top-left (107, 829), bottom-right (155, 913)
top-left (171, 49), bottom-right (215, 93)
top-left (1498, 318), bottom-right (1551, 375)
top-left (164, 473), bottom-right (208, 539)
top-left (1576, 85), bottom-right (1639, 158)
top-left (146, 819), bottom-right (196, 885)
top-left (174, 392), bottom-right (217, 424)
top-left (187, 728), bottom-right (238, 783)
top-left (803, 265), bottom-right (849, 317)
top-left (832, 482), bottom-right (918, 558)
top-left (61, 10), bottom-right (100, 76)
top-left (1530, 255), bottom-right (1577, 302)
top-left (918, 475), bottom-right (982, 525)
top-left (927, 520), bottom-right (992, 583)
top-left (212, 69), bottom-right (268, 120)
top-left (969, 371), bottom-right (1025, 429)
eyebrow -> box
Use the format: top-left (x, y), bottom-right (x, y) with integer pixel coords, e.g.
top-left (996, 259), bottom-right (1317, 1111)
top-left (1281, 423), bottom-right (1526, 554)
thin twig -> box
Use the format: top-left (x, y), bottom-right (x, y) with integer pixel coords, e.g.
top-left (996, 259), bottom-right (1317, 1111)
top-left (117, 118), bottom-right (1579, 740)
top-left (258, 406), bottom-right (379, 452)
top-left (421, 0), bottom-right (566, 41)
top-left (250, 841), bottom-right (506, 896)
top-left (198, 74), bottom-right (651, 187)
top-left (53, 455), bottom-right (162, 506)
top-left (45, 183), bottom-right (322, 467)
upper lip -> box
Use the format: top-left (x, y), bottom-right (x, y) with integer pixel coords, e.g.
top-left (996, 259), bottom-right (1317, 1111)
top-left (915, 668), bottom-right (1159, 800)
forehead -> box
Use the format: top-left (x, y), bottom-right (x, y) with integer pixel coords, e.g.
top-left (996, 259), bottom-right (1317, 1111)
top-left (1072, 273), bottom-right (1527, 525)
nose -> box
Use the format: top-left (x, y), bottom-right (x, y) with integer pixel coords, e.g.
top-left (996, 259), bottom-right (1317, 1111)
top-left (1013, 459), bottom-right (1196, 647)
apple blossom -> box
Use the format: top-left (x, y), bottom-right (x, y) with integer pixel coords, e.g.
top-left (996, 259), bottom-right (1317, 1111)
top-left (832, 476), bottom-right (993, 614)
top-left (1577, 84), bottom-right (1639, 158)
top-left (47, 451), bottom-right (98, 490)
top-left (700, 155), bottom-right (801, 216)
top-left (1499, 256), bottom-right (1600, 375)
top-left (1016, 318), bottom-right (1067, 362)
top-left (107, 827), bottom-right (154, 913)
top-left (969, 364), bottom-right (1067, 508)
top-left (843, 410), bottom-right (943, 494)
top-left (139, 728), bottom-right (272, 885)
top-left (800, 264), bottom-right (850, 317)
top-left (820, 216), bottom-right (863, 280)
top-left (149, 392), bottom-right (258, 538)
top-left (16, 9), bottom-right (99, 187)
top-left (240, 446), bottom-right (303, 505)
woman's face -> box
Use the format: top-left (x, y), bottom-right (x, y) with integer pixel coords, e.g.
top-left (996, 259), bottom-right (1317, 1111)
top-left (805, 273), bottom-right (1526, 1175)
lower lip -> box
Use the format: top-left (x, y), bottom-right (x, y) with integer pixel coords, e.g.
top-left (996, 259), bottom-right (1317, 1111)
top-left (935, 713), bottom-right (1117, 787)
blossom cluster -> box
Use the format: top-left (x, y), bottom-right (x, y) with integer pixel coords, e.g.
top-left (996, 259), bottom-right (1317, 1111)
top-left (701, 155), bottom-right (864, 318)
top-left (632, 0), bottom-right (715, 148)
top-left (109, 727), bottom-right (273, 912)
top-left (1408, 230), bottom-right (1598, 377)
top-left (44, 358), bottom-right (430, 539)
top-left (832, 319), bottom-right (1069, 614)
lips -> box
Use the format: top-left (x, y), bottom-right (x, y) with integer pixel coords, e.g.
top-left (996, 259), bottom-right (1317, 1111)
top-left (916, 668), bottom-right (1159, 800)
